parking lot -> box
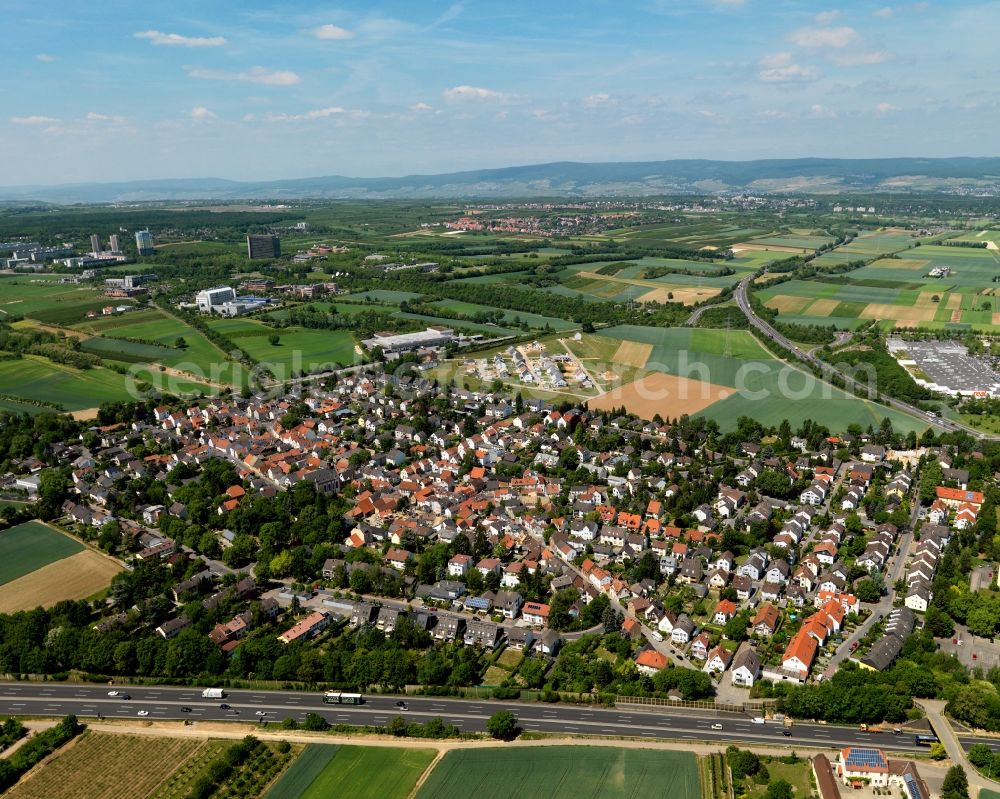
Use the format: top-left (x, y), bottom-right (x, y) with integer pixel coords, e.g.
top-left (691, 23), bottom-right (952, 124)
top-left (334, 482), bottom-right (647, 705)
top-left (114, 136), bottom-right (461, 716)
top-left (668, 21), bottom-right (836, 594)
top-left (888, 338), bottom-right (1000, 395)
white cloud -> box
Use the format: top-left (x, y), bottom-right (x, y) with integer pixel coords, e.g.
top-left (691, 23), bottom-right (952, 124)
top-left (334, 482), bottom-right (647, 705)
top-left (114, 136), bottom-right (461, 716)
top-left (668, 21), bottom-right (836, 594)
top-left (831, 50), bottom-right (891, 66)
top-left (135, 30), bottom-right (227, 47)
top-left (583, 93), bottom-right (616, 108)
top-left (874, 6), bottom-right (894, 16)
top-left (809, 104), bottom-right (837, 118)
top-left (10, 115), bottom-right (58, 124)
top-left (187, 66), bottom-right (301, 86)
top-left (35, 53), bottom-right (55, 62)
top-left (410, 102), bottom-right (434, 112)
top-left (190, 106), bottom-right (217, 120)
top-left (621, 114), bottom-right (643, 125)
top-left (443, 85), bottom-right (507, 102)
top-left (85, 112), bottom-right (125, 122)
top-left (265, 106), bottom-right (346, 122)
top-left (313, 24), bottom-right (354, 40)
top-left (875, 101), bottom-right (900, 114)
top-left (788, 26), bottom-right (860, 49)
top-left (815, 10), bottom-right (842, 24)
top-left (757, 52), bottom-right (818, 83)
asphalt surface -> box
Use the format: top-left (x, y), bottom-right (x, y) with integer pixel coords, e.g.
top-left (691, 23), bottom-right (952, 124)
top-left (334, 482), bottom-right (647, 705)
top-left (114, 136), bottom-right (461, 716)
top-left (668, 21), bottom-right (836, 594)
top-left (733, 276), bottom-right (978, 436)
top-left (0, 682), bottom-right (967, 753)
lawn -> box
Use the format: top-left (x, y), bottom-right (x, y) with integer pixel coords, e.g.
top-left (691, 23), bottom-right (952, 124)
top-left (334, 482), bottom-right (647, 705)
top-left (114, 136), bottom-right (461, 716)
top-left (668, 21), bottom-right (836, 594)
top-left (745, 759), bottom-right (815, 799)
top-left (415, 746), bottom-right (699, 799)
top-left (4, 732), bottom-right (205, 799)
top-left (266, 745), bottom-right (436, 799)
top-left (0, 521), bottom-right (84, 585)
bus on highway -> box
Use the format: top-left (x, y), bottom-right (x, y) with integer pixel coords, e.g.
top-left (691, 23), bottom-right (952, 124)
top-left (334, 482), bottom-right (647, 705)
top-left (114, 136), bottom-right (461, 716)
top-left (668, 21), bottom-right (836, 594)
top-left (323, 691), bottom-right (364, 705)
top-left (913, 734), bottom-right (939, 747)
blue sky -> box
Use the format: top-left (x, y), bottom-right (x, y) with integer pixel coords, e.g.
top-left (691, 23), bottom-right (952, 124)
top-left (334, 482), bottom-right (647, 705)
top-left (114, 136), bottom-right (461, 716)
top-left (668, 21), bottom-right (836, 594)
top-left (1, 0), bottom-right (998, 184)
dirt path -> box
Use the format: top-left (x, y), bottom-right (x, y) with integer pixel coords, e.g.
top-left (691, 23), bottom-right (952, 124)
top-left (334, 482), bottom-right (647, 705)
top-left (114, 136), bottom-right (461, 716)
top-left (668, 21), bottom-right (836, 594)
top-left (406, 748), bottom-right (448, 799)
top-left (17, 322), bottom-right (91, 341)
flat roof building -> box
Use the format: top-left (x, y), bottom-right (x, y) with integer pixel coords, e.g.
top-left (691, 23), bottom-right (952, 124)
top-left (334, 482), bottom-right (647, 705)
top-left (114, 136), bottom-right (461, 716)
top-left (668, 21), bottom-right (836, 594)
top-left (362, 325), bottom-right (455, 354)
top-left (247, 234), bottom-right (281, 260)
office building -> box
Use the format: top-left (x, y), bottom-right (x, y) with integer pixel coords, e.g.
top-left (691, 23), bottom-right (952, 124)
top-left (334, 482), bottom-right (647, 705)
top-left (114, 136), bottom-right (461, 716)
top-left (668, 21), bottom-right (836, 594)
top-left (135, 230), bottom-right (155, 256)
top-left (247, 234), bottom-right (281, 260)
top-left (196, 286), bottom-right (237, 312)
top-left (109, 234), bottom-right (121, 253)
top-left (90, 234), bottom-right (101, 254)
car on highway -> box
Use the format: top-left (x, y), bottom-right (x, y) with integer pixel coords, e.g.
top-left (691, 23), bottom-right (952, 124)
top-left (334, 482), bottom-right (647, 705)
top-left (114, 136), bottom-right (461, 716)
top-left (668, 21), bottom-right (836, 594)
top-left (107, 690), bottom-right (120, 697)
top-left (782, 730), bottom-right (792, 737)
top-left (181, 707), bottom-right (192, 713)
top-left (710, 723), bottom-right (723, 730)
top-left (255, 711), bottom-right (268, 717)
top-left (137, 710), bottom-right (149, 717)
top-left (219, 703), bottom-right (231, 710)
top-left (121, 694), bottom-right (131, 700)
top-left (395, 701), bottom-right (408, 711)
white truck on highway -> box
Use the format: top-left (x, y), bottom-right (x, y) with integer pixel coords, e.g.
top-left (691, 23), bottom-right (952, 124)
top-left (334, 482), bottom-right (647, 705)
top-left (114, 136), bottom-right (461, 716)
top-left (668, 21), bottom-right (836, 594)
top-left (201, 688), bottom-right (227, 699)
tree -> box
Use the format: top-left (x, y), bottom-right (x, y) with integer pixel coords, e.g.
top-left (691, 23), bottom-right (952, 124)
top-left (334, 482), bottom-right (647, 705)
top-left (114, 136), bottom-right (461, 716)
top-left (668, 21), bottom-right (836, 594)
top-left (268, 333), bottom-right (280, 346)
top-left (486, 710), bottom-right (518, 740)
top-left (387, 715), bottom-right (408, 736)
top-left (967, 743), bottom-right (993, 769)
top-left (929, 743), bottom-right (947, 761)
top-left (941, 764), bottom-right (969, 799)
top-left (175, 337), bottom-right (188, 348)
top-left (763, 780), bottom-right (793, 799)
top-left (854, 578), bottom-right (882, 604)
top-left (726, 746), bottom-right (761, 779)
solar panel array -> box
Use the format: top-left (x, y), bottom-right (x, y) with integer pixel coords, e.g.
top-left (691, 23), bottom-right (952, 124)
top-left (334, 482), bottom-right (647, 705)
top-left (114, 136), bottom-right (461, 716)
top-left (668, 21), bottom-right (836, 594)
top-left (844, 748), bottom-right (887, 769)
top-left (903, 772), bottom-right (924, 799)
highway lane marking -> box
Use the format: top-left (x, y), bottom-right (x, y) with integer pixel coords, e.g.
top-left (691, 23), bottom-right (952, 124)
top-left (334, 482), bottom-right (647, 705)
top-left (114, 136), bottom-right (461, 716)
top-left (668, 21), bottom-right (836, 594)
top-left (0, 695), bottom-right (929, 751)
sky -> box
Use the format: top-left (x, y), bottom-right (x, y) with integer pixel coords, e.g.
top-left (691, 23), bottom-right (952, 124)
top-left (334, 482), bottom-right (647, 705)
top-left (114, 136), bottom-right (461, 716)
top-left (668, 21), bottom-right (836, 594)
top-left (1, 0), bottom-right (999, 185)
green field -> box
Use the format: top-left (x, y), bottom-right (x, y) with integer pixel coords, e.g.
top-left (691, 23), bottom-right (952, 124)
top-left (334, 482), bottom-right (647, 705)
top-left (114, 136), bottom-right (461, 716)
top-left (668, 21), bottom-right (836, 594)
top-left (76, 309), bottom-right (238, 386)
top-left (0, 276), bottom-right (122, 325)
top-left (415, 746), bottom-right (699, 799)
top-left (0, 356), bottom-right (134, 410)
top-left (266, 745), bottom-right (435, 799)
top-left (208, 318), bottom-right (358, 374)
top-left (597, 326), bottom-right (929, 434)
top-left (0, 521), bottom-right (84, 585)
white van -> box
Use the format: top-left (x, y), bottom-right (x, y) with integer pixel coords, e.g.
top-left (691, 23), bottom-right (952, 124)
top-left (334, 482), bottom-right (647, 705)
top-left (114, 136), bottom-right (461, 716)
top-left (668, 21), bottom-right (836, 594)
top-left (751, 717), bottom-right (765, 725)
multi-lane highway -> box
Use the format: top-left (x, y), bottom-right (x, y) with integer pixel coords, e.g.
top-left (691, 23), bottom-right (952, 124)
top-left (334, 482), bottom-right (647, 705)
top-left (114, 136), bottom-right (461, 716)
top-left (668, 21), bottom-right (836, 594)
top-left (0, 682), bottom-right (967, 753)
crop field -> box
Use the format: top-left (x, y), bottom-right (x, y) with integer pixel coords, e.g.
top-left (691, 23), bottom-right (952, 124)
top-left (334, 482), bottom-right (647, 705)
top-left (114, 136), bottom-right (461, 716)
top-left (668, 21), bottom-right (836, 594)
top-left (0, 521), bottom-right (83, 585)
top-left (0, 356), bottom-right (134, 410)
top-left (80, 335), bottom-right (180, 363)
top-left (75, 309), bottom-right (238, 385)
top-left (425, 299), bottom-right (577, 331)
top-left (395, 310), bottom-right (518, 336)
top-left (266, 745), bottom-right (436, 799)
top-left (149, 740), bottom-right (239, 799)
top-left (340, 289), bottom-right (423, 303)
top-left (748, 233), bottom-right (834, 250)
top-left (217, 321), bottom-right (357, 373)
top-left (0, 277), bottom-right (117, 324)
top-left (415, 746), bottom-right (700, 799)
top-left (593, 326), bottom-right (929, 434)
top-left (4, 732), bottom-right (204, 799)
top-left (0, 549), bottom-right (122, 611)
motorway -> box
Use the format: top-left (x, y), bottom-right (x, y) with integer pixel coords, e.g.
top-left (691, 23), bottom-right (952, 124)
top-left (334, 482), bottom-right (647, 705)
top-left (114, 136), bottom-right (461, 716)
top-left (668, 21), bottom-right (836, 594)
top-left (733, 276), bottom-right (977, 436)
top-left (0, 681), bottom-right (987, 754)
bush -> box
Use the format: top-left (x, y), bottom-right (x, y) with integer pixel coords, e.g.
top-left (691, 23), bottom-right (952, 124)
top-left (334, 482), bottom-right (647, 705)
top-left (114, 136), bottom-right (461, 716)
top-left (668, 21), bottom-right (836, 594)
top-left (486, 710), bottom-right (519, 741)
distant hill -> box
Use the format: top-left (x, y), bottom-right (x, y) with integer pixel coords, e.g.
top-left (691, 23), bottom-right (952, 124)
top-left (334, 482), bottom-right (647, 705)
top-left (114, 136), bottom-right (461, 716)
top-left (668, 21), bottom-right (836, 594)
top-left (4, 157), bottom-right (1000, 202)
